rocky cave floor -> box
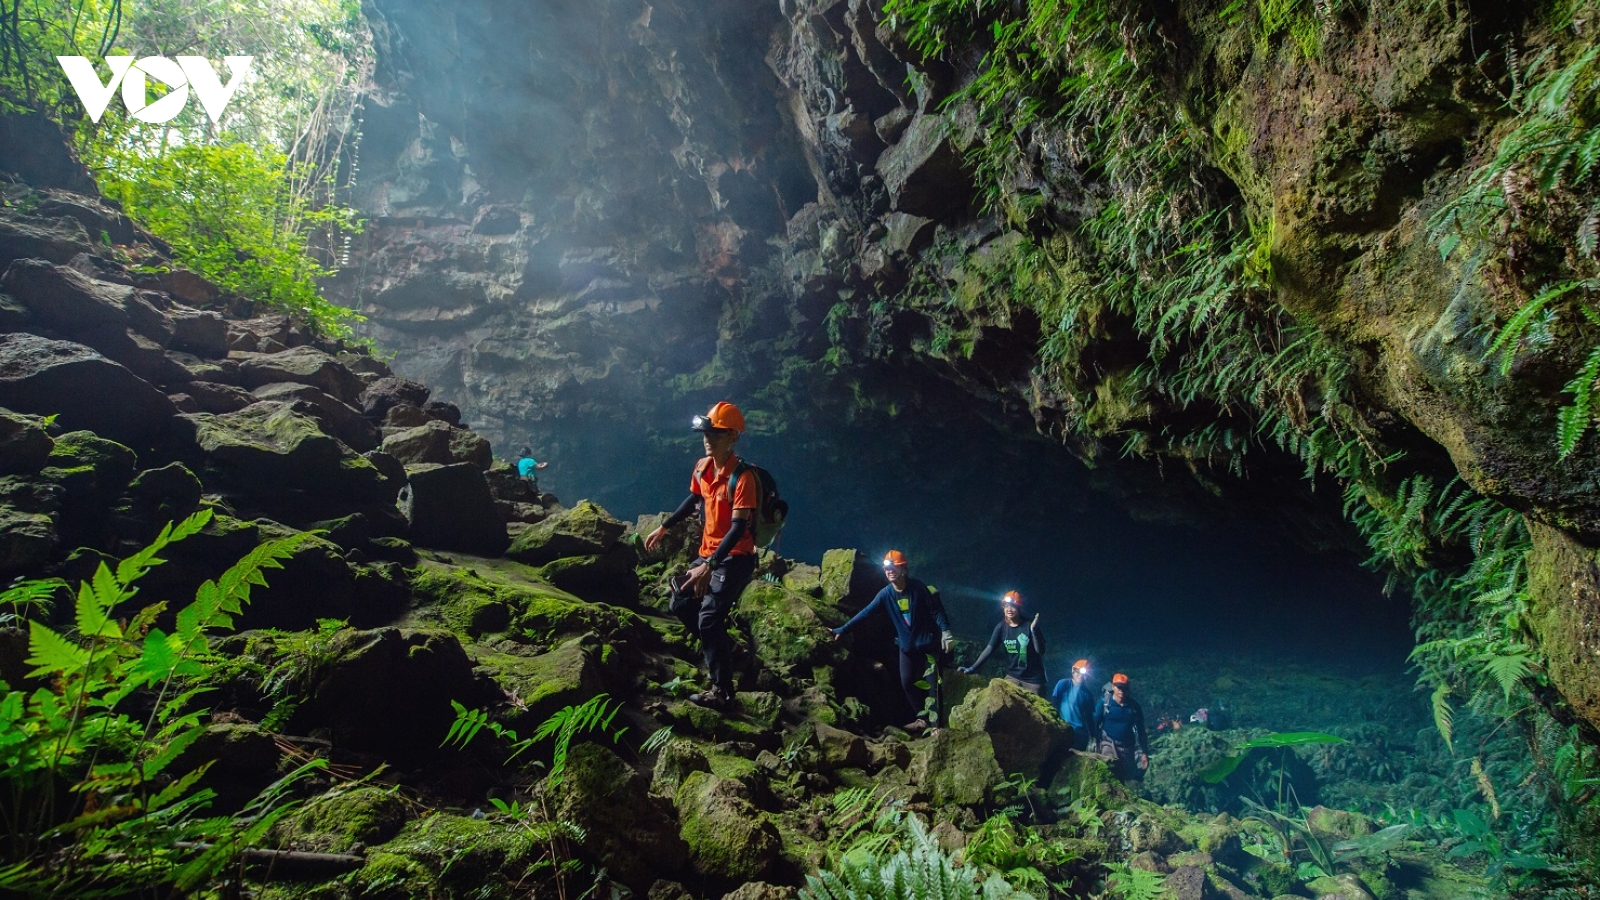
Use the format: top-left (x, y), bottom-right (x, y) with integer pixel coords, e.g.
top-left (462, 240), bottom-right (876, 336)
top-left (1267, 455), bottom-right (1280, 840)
top-left (0, 173), bottom-right (1550, 900)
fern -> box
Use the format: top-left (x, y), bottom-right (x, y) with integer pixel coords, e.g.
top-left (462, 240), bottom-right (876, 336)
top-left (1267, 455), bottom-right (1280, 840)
top-left (1479, 652), bottom-right (1538, 702)
top-left (1105, 862), bottom-right (1167, 900)
top-left (1431, 683), bottom-right (1455, 752)
top-left (801, 814), bottom-right (1037, 900)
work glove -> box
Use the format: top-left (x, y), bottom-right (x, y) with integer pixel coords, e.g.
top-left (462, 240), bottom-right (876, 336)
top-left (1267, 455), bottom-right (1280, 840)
top-left (940, 630), bottom-right (954, 653)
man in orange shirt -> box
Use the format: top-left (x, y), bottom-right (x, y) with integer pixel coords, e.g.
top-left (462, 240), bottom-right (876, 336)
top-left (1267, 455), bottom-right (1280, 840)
top-left (644, 401), bottom-right (758, 710)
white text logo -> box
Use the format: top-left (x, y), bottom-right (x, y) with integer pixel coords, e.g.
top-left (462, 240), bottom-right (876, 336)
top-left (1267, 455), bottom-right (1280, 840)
top-left (56, 56), bottom-right (253, 124)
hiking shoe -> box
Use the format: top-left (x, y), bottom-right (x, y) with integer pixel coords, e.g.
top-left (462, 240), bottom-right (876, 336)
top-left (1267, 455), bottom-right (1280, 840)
top-left (902, 718), bottom-right (930, 733)
top-left (689, 687), bottom-right (732, 710)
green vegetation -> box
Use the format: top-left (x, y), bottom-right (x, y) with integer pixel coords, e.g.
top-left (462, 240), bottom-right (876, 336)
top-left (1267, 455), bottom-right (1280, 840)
top-left (0, 0), bottom-right (371, 340)
top-left (0, 511), bottom-right (322, 896)
top-left (801, 813), bottom-right (1038, 900)
top-left (1431, 15), bottom-right (1600, 455)
top-left (869, 0), bottom-right (1597, 880)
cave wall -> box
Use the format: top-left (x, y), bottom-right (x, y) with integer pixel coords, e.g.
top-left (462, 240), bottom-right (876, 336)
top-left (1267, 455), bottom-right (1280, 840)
top-left (340, 0), bottom-right (1600, 731)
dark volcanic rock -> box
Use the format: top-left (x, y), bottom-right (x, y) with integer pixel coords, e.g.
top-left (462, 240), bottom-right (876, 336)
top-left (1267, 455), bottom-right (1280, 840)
top-left (236, 346), bottom-right (367, 405)
top-left (296, 627), bottom-right (484, 758)
top-left (0, 333), bottom-right (174, 445)
top-left (381, 419), bottom-right (491, 469)
top-left (544, 743), bottom-right (688, 889)
top-left (252, 382), bottom-right (382, 453)
top-left (0, 409), bottom-right (54, 475)
top-left (359, 376), bottom-right (431, 420)
top-left (175, 401), bottom-right (393, 505)
top-left (397, 462), bottom-right (507, 554)
top-left (504, 500), bottom-right (626, 566)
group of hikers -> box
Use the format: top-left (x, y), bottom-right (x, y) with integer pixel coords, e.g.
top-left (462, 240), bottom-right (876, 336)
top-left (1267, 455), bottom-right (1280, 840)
top-left (641, 401), bottom-right (1153, 782)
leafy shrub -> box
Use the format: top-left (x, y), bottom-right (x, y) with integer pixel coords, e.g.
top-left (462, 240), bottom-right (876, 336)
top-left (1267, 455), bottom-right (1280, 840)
top-left (0, 510), bottom-right (322, 896)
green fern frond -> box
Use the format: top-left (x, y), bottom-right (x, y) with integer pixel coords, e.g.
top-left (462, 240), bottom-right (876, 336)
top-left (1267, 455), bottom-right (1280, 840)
top-left (1431, 683), bottom-right (1454, 752)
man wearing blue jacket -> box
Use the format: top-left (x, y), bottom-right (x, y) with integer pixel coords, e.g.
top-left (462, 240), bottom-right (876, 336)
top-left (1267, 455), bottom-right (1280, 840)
top-left (829, 549), bottom-right (954, 732)
top-left (1051, 659), bottom-right (1097, 751)
top-left (1093, 672), bottom-right (1150, 781)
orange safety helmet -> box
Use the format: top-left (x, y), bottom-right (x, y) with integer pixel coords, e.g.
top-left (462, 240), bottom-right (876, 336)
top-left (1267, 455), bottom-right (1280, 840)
top-left (690, 401), bottom-right (746, 433)
top-left (1073, 659), bottom-right (1090, 672)
top-left (1111, 672), bottom-right (1130, 686)
top-left (882, 549), bottom-right (909, 568)
top-left (1001, 590), bottom-right (1022, 607)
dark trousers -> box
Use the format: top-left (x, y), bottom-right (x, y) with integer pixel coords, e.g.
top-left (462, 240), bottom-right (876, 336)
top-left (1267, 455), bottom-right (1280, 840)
top-left (671, 554), bottom-right (756, 695)
top-left (1067, 725), bottom-right (1091, 752)
top-left (897, 648), bottom-right (944, 722)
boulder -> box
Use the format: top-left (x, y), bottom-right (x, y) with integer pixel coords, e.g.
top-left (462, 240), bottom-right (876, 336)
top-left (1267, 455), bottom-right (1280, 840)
top-left (383, 403), bottom-right (430, 428)
top-left (737, 580), bottom-right (832, 674)
top-left (1165, 866), bottom-right (1213, 900)
top-left (169, 306), bottom-right (229, 358)
top-left (0, 409), bottom-right (53, 475)
top-left (906, 724), bottom-right (1002, 807)
top-left (236, 346), bottom-right (366, 405)
top-left (721, 885), bottom-right (797, 900)
top-left (176, 381), bottom-right (254, 414)
top-left (274, 785), bottom-right (408, 854)
top-left (32, 194), bottom-right (137, 246)
top-left (296, 627), bottom-right (483, 759)
top-left (359, 376), bottom-right (430, 420)
top-left (252, 382), bottom-right (381, 452)
top-left (536, 547), bottom-right (640, 606)
top-left (820, 548), bottom-right (883, 609)
top-left (0, 504), bottom-right (57, 575)
top-left (875, 113), bottom-right (971, 218)
top-left (118, 462), bottom-right (205, 531)
top-left (813, 722), bottom-right (869, 769)
top-left (0, 333), bottom-right (174, 445)
top-left (948, 678), bottom-right (1070, 780)
top-left (505, 500), bottom-right (626, 566)
top-left (675, 771), bottom-right (781, 883)
top-left (397, 462), bottom-right (507, 554)
top-left (1, 258), bottom-right (141, 334)
top-left (381, 419), bottom-right (492, 469)
top-left (543, 743), bottom-right (688, 889)
top-left (652, 739), bottom-right (712, 798)
top-left (475, 637), bottom-right (607, 727)
top-left (0, 217), bottom-right (90, 272)
top-left (157, 269), bottom-right (219, 308)
top-left (177, 402), bottom-right (392, 504)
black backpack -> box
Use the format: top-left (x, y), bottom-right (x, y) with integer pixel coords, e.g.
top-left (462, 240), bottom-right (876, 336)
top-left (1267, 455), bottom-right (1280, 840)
top-left (729, 460), bottom-right (789, 549)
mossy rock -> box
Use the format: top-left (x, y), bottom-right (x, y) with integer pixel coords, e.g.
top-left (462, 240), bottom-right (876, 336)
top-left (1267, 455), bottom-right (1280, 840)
top-left (277, 785), bottom-right (408, 853)
top-left (42, 430), bottom-right (137, 505)
top-left (505, 500), bottom-right (626, 566)
top-left (474, 636), bottom-right (606, 728)
top-left (179, 401), bottom-right (390, 502)
top-left (780, 560), bottom-right (823, 596)
top-left (542, 743), bottom-right (687, 889)
top-left (0, 408), bottom-right (53, 474)
top-left (907, 724), bottom-right (1002, 807)
top-left (409, 557), bottom-right (649, 644)
top-left (674, 771), bottom-right (781, 883)
top-left (819, 548), bottom-right (881, 608)
top-left (652, 738), bottom-right (711, 797)
top-left (737, 579), bottom-right (833, 674)
top-left (535, 546), bottom-right (640, 607)
top-left (1306, 872), bottom-right (1378, 900)
top-left (355, 812), bottom-right (541, 898)
top-left (1047, 752), bottom-right (1133, 809)
top-left (0, 503), bottom-right (56, 575)
top-left (948, 678), bottom-right (1070, 781)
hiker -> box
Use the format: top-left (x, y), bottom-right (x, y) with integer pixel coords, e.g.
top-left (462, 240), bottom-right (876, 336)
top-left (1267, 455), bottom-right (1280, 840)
top-left (1094, 672), bottom-right (1150, 781)
top-left (829, 549), bottom-right (955, 732)
top-left (959, 591), bottom-right (1047, 694)
top-left (515, 446), bottom-right (548, 491)
top-left (1051, 659), bottom-right (1097, 751)
top-left (643, 401), bottom-right (759, 711)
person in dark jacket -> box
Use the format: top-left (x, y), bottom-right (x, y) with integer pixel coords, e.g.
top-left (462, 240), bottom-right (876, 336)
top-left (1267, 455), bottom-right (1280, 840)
top-left (1093, 672), bottom-right (1150, 781)
top-left (959, 591), bottom-right (1047, 694)
top-left (830, 549), bottom-right (954, 732)
top-left (1051, 658), bottom-right (1097, 751)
